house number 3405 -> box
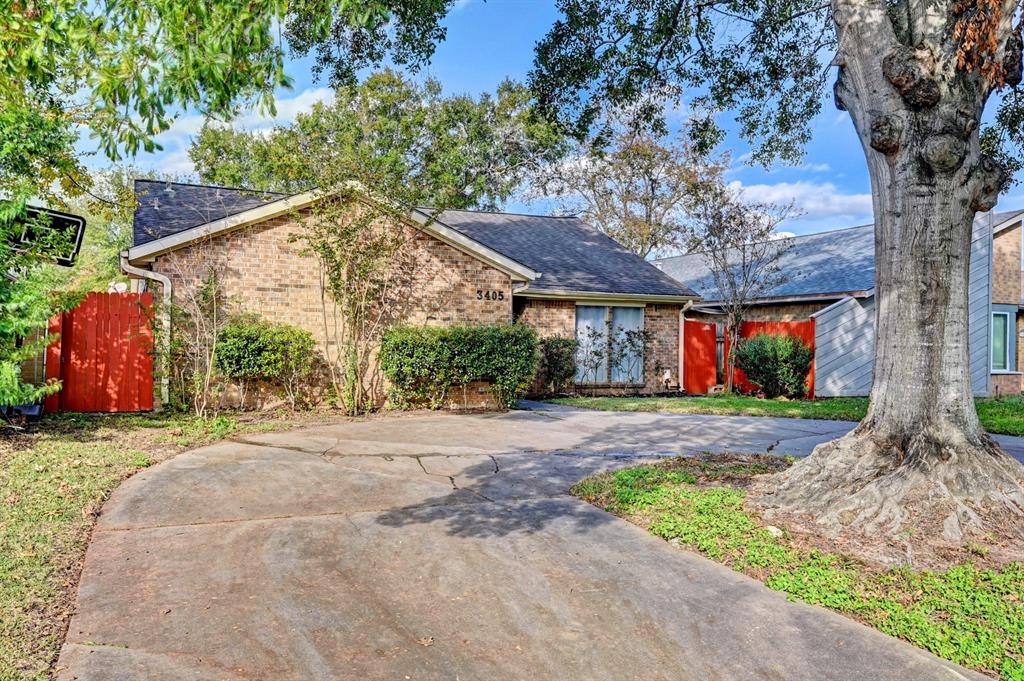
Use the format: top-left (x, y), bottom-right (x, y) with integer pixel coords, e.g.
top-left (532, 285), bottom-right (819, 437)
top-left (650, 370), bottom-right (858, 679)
top-left (476, 289), bottom-right (505, 301)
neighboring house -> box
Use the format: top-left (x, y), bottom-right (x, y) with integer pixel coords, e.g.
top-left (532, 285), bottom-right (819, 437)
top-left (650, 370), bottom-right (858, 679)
top-left (655, 210), bottom-right (1024, 397)
top-left (122, 180), bottom-right (698, 402)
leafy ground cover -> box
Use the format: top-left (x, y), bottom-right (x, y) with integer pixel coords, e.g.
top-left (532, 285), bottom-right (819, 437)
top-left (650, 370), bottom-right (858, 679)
top-left (549, 394), bottom-right (1024, 436)
top-left (0, 410), bottom-right (327, 680)
top-left (571, 456), bottom-right (1024, 680)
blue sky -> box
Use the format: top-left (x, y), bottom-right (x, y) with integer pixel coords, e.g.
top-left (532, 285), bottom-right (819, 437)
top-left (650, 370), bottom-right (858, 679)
top-left (121, 0), bottom-right (1024, 237)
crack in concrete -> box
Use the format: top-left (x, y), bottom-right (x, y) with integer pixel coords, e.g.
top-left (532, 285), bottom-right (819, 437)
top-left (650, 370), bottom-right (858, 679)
top-left (414, 456), bottom-right (460, 490)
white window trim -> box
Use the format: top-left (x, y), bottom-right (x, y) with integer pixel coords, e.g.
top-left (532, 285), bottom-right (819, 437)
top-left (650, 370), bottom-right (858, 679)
top-left (991, 310), bottom-right (1012, 372)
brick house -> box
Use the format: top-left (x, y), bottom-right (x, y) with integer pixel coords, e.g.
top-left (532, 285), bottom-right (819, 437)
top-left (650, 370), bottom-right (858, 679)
top-left (655, 210), bottom-right (1024, 397)
top-left (121, 180), bottom-right (698, 404)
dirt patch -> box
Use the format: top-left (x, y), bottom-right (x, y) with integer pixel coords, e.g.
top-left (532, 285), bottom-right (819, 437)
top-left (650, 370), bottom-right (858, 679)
top-left (758, 496), bottom-right (1024, 572)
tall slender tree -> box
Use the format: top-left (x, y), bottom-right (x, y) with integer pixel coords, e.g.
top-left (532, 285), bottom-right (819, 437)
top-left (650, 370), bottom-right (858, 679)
top-left (689, 186), bottom-right (797, 394)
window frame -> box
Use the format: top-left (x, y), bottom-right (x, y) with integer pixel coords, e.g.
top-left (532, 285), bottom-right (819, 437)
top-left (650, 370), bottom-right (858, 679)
top-left (991, 309), bottom-right (1014, 373)
top-left (574, 303), bottom-right (647, 386)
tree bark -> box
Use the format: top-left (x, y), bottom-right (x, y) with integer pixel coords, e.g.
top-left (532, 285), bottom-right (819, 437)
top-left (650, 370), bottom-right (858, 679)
top-left (752, 0), bottom-right (1024, 551)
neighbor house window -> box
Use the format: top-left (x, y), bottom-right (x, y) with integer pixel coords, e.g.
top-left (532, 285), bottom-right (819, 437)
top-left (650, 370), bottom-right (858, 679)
top-left (574, 305), bottom-right (645, 384)
top-left (991, 308), bottom-right (1016, 372)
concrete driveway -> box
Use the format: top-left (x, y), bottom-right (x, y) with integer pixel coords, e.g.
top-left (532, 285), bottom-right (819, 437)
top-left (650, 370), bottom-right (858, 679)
top-left (57, 406), bottom-right (990, 680)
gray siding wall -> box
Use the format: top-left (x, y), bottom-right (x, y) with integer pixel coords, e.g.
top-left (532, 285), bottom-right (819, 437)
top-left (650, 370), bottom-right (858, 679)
top-left (813, 296), bottom-right (875, 397)
top-left (813, 218), bottom-right (993, 397)
top-left (968, 218), bottom-right (992, 396)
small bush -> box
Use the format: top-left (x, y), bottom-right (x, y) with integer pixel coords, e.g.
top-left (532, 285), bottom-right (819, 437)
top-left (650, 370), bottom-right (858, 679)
top-left (539, 336), bottom-right (578, 394)
top-left (380, 324), bottom-right (538, 409)
top-left (734, 333), bottom-right (813, 399)
top-left (215, 316), bottom-right (317, 409)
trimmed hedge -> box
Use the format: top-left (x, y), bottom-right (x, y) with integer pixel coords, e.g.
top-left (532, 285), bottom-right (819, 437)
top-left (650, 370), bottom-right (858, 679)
top-left (215, 315), bottom-right (317, 409)
top-left (380, 324), bottom-right (539, 409)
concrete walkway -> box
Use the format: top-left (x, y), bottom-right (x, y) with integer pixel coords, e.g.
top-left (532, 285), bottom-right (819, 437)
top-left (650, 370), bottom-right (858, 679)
top-left (521, 400), bottom-right (1024, 463)
top-left (57, 407), bottom-right (992, 680)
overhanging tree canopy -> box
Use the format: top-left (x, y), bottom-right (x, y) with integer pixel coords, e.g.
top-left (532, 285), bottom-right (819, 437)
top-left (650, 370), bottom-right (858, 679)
top-left (189, 70), bottom-right (565, 209)
top-left (528, 0), bottom-right (1024, 555)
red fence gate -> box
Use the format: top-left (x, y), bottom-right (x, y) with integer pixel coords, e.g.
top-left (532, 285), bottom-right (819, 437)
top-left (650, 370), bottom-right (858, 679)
top-left (684, 318), bottom-right (815, 398)
top-left (683, 319), bottom-right (718, 395)
top-left (44, 292), bottom-right (155, 412)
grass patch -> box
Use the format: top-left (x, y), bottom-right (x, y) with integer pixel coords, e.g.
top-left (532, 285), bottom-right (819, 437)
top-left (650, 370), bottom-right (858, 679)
top-left (0, 410), bottom-right (318, 680)
top-left (977, 397), bottom-right (1024, 436)
top-left (571, 461), bottom-right (1024, 679)
top-left (550, 394), bottom-right (1024, 436)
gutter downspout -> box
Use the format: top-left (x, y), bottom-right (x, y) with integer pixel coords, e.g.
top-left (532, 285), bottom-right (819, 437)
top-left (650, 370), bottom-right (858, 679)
top-left (120, 252), bottom-right (171, 409)
top-left (679, 300), bottom-right (694, 392)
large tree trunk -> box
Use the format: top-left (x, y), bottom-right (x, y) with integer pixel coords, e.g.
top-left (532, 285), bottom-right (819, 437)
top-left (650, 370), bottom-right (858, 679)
top-left (752, 0), bottom-right (1024, 553)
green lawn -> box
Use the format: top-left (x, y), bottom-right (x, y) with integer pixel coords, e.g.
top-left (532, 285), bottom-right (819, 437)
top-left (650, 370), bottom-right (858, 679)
top-left (0, 411), bottom-right (317, 680)
top-left (572, 458), bottom-right (1024, 680)
top-left (548, 394), bottom-right (1024, 436)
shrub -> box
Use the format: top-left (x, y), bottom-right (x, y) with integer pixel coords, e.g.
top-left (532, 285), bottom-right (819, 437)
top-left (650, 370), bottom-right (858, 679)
top-left (734, 333), bottom-right (813, 399)
top-left (380, 324), bottom-right (539, 409)
top-left (539, 336), bottom-right (578, 394)
top-left (215, 316), bottom-right (317, 409)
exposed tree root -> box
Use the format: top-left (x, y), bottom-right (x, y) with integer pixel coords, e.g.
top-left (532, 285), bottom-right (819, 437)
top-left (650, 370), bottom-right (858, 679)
top-left (750, 427), bottom-right (1024, 566)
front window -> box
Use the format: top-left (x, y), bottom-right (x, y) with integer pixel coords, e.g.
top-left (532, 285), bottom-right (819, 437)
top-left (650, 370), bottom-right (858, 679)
top-left (575, 305), bottom-right (609, 383)
top-left (992, 311), bottom-right (1012, 371)
top-left (574, 305), bottom-right (646, 384)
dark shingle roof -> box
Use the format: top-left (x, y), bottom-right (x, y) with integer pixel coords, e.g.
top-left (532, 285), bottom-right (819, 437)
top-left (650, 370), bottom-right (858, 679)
top-left (430, 209), bottom-right (698, 298)
top-left (655, 210), bottom-right (1024, 302)
top-left (132, 180), bottom-right (291, 246)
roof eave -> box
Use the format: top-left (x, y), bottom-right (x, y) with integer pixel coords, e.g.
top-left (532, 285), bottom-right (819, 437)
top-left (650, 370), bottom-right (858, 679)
top-left (513, 286), bottom-right (699, 304)
top-left (992, 211), bottom-right (1024, 235)
top-left (695, 290), bottom-right (874, 306)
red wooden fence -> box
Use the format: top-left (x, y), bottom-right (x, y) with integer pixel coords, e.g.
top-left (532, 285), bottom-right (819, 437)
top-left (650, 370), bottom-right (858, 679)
top-left (684, 318), bottom-right (815, 398)
top-left (44, 292), bottom-right (155, 412)
top-left (683, 319), bottom-right (718, 395)
top-left (729, 320), bottom-right (815, 398)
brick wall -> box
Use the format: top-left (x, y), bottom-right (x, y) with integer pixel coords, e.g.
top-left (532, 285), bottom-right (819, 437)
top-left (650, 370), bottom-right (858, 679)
top-left (151, 210), bottom-right (514, 353)
top-left (148, 209), bottom-right (514, 408)
top-left (991, 222), bottom-right (1023, 395)
top-left (516, 298), bottom-right (682, 394)
top-left (643, 304), bottom-right (682, 390)
top-left (515, 299), bottom-right (575, 337)
top-left (992, 222), bottom-right (1022, 305)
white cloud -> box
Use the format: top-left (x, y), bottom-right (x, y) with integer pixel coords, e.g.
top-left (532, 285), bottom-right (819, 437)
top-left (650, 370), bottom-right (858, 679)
top-left (799, 162), bottom-right (831, 173)
top-left (159, 149), bottom-right (197, 176)
top-left (144, 87), bottom-right (336, 176)
top-left (727, 179), bottom-right (872, 225)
